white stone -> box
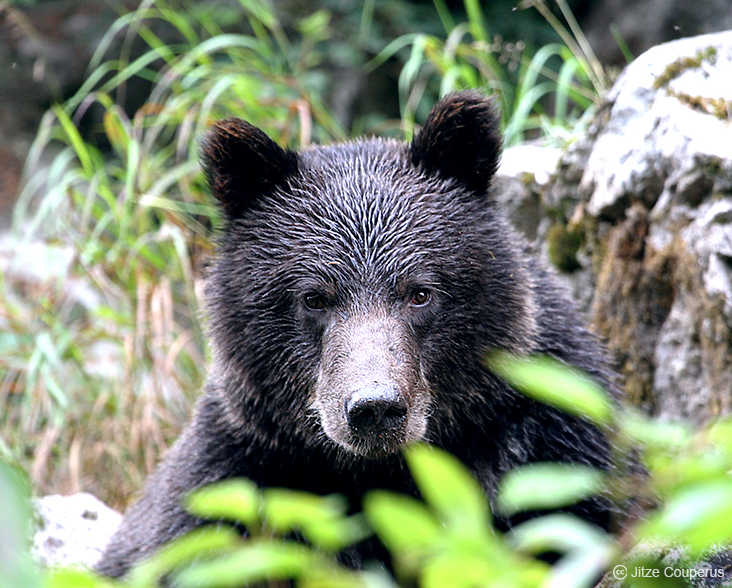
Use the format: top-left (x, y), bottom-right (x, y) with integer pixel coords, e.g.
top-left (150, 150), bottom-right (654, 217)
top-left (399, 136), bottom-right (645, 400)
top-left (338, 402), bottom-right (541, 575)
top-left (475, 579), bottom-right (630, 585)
top-left (582, 31), bottom-right (732, 219)
top-left (33, 493), bottom-right (122, 569)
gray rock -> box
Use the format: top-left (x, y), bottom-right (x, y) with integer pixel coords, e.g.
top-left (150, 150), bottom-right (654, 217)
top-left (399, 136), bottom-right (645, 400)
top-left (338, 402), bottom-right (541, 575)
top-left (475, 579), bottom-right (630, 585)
top-left (547, 30), bottom-right (732, 422)
top-left (582, 31), bottom-right (732, 221)
top-left (33, 493), bottom-right (122, 569)
top-left (489, 31), bottom-right (732, 420)
top-left (651, 198), bottom-right (732, 421)
top-left (494, 144), bottom-right (562, 242)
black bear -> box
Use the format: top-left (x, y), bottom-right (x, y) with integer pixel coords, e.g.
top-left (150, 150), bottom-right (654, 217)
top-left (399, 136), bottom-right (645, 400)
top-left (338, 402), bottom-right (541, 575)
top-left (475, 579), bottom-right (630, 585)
top-left (97, 91), bottom-right (615, 578)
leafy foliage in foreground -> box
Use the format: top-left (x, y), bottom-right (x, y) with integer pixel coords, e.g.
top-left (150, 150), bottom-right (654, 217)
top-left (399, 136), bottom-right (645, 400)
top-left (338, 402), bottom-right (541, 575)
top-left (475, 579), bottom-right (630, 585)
top-left (4, 357), bottom-right (732, 587)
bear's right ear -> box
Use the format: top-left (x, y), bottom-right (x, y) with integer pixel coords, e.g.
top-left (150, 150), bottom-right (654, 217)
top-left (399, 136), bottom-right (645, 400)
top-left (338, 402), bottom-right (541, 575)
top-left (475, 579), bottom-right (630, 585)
top-left (409, 91), bottom-right (502, 195)
top-left (201, 118), bottom-right (298, 218)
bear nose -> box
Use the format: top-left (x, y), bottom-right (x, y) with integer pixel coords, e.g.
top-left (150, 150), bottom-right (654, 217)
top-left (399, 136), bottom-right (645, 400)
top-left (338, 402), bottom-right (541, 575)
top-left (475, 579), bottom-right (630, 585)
top-left (346, 384), bottom-right (407, 435)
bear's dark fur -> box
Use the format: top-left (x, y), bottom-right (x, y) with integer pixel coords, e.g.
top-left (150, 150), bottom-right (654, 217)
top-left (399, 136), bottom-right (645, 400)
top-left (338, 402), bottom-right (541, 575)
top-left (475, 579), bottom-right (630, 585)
top-left (97, 91), bottom-right (616, 578)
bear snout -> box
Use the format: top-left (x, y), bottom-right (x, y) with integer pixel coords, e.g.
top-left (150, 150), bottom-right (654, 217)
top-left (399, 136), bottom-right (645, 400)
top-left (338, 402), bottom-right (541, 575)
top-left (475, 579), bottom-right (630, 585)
top-left (345, 383), bottom-right (408, 436)
top-left (313, 311), bottom-right (429, 457)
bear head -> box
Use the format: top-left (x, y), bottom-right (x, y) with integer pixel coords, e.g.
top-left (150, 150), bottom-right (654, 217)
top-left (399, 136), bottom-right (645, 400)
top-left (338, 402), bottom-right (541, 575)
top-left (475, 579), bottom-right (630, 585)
top-left (201, 91), bottom-right (539, 459)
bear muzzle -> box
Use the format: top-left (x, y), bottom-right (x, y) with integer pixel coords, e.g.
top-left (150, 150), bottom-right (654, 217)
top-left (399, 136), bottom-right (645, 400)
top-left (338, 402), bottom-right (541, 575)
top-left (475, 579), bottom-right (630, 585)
top-left (313, 311), bottom-right (430, 457)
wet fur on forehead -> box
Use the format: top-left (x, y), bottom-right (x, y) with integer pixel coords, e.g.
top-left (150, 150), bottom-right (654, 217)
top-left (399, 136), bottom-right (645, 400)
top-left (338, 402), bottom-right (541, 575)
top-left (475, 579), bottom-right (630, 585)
top-left (206, 92), bottom-right (538, 360)
top-left (226, 137), bottom-right (497, 290)
top-left (203, 91), bottom-right (502, 222)
top-left (209, 133), bottom-right (539, 360)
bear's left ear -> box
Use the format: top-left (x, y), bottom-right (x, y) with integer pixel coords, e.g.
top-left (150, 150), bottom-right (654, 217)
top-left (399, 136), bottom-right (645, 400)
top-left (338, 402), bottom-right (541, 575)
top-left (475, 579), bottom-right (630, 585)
top-left (409, 91), bottom-right (502, 195)
top-left (201, 118), bottom-right (299, 218)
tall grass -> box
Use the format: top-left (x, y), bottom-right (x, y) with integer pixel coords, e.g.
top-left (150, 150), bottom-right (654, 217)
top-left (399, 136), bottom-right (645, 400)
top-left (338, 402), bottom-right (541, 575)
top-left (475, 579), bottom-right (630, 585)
top-left (2, 0), bottom-right (343, 508)
top-left (371, 0), bottom-right (608, 145)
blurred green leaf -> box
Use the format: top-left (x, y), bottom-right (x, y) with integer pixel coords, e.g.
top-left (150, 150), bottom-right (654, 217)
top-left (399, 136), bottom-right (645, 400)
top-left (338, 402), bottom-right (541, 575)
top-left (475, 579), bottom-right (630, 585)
top-left (297, 10), bottom-right (331, 42)
top-left (187, 479), bottom-right (260, 528)
top-left (127, 527), bottom-right (240, 586)
top-left (487, 353), bottom-right (613, 427)
top-left (497, 463), bottom-right (605, 516)
top-left (619, 409), bottom-right (691, 449)
top-left (421, 551), bottom-right (500, 588)
top-left (103, 110), bottom-right (131, 157)
top-left (43, 568), bottom-right (117, 588)
top-left (705, 419), bottom-right (732, 453)
top-left (263, 489), bottom-right (369, 552)
top-left (365, 491), bottom-right (442, 555)
top-left (299, 568), bottom-right (375, 588)
top-left (0, 463), bottom-right (39, 588)
top-left (175, 540), bottom-right (316, 588)
top-left (640, 482), bottom-right (732, 553)
top-left (406, 443), bottom-right (491, 539)
top-left (422, 542), bottom-right (550, 588)
top-left (651, 451), bottom-right (732, 499)
top-left (263, 489), bottom-right (346, 529)
top-left (508, 513), bottom-right (608, 556)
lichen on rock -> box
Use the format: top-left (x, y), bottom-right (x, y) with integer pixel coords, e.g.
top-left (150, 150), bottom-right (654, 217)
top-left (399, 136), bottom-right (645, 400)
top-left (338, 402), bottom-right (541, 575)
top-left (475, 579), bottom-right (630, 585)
top-left (496, 30), bottom-right (732, 423)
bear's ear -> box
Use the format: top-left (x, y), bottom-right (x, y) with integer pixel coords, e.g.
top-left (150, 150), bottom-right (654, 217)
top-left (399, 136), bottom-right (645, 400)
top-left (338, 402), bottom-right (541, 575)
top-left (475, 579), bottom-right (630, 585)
top-left (409, 91), bottom-right (502, 195)
top-left (201, 118), bottom-right (298, 217)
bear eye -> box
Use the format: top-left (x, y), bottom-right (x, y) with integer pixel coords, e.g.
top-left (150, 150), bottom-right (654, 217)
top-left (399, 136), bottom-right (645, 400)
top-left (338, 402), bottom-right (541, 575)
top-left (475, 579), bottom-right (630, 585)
top-left (409, 288), bottom-right (432, 308)
top-left (304, 293), bottom-right (327, 311)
